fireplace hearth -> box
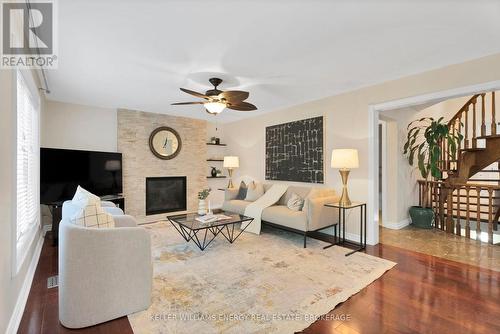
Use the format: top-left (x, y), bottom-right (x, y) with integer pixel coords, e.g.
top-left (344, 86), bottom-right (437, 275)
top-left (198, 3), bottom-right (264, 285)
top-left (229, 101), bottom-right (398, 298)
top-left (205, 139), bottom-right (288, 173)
top-left (146, 176), bottom-right (187, 215)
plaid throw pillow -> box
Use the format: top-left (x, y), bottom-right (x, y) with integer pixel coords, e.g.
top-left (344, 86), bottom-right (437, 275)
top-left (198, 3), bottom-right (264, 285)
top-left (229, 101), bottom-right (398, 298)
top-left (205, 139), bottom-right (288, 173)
top-left (71, 202), bottom-right (115, 228)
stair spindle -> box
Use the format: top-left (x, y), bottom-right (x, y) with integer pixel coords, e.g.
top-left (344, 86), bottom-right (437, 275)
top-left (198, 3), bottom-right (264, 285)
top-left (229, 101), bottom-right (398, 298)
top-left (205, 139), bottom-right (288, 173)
top-left (440, 186), bottom-right (445, 230)
top-left (458, 114), bottom-right (463, 150)
top-left (476, 187), bottom-right (481, 240)
top-left (492, 91), bottom-right (497, 135)
top-left (472, 98), bottom-right (477, 148)
top-left (465, 186), bottom-right (470, 238)
top-left (464, 106), bottom-right (469, 148)
top-left (446, 186), bottom-right (453, 233)
top-left (481, 94), bottom-right (486, 137)
top-left (488, 188), bottom-right (493, 244)
top-left (434, 184), bottom-right (440, 229)
top-left (456, 187), bottom-right (461, 235)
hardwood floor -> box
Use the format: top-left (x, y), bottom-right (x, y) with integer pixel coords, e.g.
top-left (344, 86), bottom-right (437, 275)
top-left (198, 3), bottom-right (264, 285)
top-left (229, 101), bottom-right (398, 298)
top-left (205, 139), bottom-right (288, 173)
top-left (18, 233), bottom-right (500, 334)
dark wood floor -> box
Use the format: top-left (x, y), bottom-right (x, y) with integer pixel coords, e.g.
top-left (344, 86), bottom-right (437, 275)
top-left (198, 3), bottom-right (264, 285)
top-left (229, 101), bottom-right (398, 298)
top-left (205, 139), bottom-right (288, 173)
top-left (19, 233), bottom-right (500, 334)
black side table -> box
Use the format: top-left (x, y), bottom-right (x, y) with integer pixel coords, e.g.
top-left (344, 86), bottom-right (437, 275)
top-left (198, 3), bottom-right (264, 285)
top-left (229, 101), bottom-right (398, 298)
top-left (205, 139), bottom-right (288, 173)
top-left (323, 202), bottom-right (367, 256)
top-left (100, 195), bottom-right (125, 212)
top-left (45, 201), bottom-right (64, 246)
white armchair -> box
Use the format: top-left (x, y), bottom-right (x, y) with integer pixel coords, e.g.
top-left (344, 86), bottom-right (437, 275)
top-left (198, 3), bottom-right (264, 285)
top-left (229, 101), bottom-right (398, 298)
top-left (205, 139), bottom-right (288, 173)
top-left (58, 200), bottom-right (152, 328)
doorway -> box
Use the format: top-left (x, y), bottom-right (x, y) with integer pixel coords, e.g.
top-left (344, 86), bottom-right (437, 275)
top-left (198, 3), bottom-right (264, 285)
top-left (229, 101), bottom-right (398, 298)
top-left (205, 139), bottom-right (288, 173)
top-left (367, 80), bottom-right (500, 245)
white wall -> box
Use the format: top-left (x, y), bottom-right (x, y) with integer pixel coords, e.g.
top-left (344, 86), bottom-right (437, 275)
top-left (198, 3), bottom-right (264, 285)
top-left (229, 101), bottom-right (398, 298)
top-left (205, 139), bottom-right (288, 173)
top-left (41, 100), bottom-right (117, 152)
top-left (222, 53), bottom-right (500, 245)
top-left (0, 70), bottom-right (44, 333)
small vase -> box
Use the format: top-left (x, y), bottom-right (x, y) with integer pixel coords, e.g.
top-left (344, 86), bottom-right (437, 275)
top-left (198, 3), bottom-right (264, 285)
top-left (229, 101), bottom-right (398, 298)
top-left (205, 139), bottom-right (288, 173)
top-left (211, 167), bottom-right (217, 177)
top-left (198, 199), bottom-right (207, 215)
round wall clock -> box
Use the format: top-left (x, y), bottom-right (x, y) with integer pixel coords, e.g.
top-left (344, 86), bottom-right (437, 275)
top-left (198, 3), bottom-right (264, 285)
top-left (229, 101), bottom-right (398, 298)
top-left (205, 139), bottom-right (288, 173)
top-left (149, 127), bottom-right (182, 160)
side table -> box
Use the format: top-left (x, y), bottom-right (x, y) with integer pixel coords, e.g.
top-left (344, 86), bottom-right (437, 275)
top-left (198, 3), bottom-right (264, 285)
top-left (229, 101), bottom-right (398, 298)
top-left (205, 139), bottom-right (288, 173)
top-left (46, 201), bottom-right (64, 246)
top-left (323, 202), bottom-right (367, 256)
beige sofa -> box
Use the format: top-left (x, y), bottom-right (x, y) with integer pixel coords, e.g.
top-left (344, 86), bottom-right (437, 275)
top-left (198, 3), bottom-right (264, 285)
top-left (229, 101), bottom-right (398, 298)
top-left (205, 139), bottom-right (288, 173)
top-left (222, 184), bottom-right (339, 247)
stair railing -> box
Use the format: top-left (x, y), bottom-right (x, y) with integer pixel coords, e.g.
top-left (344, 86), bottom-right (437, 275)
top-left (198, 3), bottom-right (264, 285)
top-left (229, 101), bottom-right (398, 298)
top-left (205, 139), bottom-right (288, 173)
top-left (418, 180), bottom-right (498, 244)
top-left (419, 91), bottom-right (498, 244)
top-left (439, 91), bottom-right (496, 175)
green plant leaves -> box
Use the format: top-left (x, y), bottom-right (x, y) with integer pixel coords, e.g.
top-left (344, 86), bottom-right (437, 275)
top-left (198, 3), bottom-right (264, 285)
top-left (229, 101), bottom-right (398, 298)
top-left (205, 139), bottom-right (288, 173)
top-left (403, 116), bottom-right (460, 182)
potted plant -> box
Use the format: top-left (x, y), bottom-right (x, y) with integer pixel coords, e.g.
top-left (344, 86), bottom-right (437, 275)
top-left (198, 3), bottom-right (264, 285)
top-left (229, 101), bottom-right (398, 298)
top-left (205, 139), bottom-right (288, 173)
top-left (403, 117), bottom-right (462, 228)
top-left (197, 188), bottom-right (211, 215)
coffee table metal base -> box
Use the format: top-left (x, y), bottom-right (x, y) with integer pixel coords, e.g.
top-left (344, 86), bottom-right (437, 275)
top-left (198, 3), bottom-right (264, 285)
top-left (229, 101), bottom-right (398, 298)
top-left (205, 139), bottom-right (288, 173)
top-left (169, 218), bottom-right (253, 251)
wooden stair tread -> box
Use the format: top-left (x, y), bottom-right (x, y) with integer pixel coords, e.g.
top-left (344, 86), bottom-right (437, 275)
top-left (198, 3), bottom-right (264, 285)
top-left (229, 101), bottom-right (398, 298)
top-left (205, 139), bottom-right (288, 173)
top-left (476, 134), bottom-right (500, 139)
top-left (460, 147), bottom-right (485, 152)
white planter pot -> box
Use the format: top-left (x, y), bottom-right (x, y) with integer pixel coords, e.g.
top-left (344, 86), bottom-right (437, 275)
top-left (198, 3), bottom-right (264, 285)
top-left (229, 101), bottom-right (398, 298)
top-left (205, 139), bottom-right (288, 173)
top-left (198, 199), bottom-right (207, 215)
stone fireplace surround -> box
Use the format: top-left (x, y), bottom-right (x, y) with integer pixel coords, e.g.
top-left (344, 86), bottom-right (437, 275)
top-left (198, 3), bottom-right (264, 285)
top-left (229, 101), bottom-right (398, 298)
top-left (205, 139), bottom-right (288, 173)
top-left (118, 109), bottom-right (207, 223)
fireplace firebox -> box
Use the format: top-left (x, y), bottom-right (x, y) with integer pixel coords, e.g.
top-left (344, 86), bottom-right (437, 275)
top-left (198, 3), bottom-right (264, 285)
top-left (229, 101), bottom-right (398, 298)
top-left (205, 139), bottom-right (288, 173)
top-left (145, 176), bottom-right (187, 215)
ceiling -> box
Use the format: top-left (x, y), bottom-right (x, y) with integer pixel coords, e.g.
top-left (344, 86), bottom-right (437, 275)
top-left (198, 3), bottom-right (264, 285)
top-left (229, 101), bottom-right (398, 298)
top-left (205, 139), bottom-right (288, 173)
top-left (46, 0), bottom-right (500, 123)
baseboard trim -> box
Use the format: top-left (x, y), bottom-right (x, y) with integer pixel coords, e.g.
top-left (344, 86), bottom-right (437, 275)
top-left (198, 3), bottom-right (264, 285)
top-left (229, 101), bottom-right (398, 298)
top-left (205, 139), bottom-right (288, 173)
top-left (6, 226), bottom-right (48, 334)
top-left (382, 218), bottom-right (410, 230)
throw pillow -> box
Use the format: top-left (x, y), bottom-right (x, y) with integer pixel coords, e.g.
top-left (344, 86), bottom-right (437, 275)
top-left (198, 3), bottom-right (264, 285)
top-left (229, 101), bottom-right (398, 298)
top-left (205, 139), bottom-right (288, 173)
top-left (287, 192), bottom-right (304, 211)
top-left (245, 181), bottom-right (265, 201)
top-left (71, 202), bottom-right (115, 228)
top-left (235, 181), bottom-right (248, 200)
top-left (72, 185), bottom-right (100, 208)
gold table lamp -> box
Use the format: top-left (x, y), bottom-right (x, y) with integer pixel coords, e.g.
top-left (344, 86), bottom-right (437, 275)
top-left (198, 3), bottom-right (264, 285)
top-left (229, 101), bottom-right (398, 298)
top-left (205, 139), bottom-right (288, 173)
top-left (331, 149), bottom-right (359, 207)
top-left (223, 156), bottom-right (239, 188)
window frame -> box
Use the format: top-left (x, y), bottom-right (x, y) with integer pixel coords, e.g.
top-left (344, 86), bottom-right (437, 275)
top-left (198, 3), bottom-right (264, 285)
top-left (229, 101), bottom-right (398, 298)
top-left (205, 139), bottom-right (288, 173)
top-left (12, 69), bottom-right (41, 275)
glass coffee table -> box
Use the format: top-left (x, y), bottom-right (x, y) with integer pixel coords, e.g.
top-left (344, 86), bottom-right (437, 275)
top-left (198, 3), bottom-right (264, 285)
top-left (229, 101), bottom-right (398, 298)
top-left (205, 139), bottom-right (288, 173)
top-left (167, 212), bottom-right (254, 250)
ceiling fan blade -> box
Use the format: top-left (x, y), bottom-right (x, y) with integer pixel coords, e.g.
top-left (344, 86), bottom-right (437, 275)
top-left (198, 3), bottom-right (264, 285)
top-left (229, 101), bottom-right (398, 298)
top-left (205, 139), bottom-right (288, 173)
top-left (227, 102), bottom-right (257, 111)
top-left (218, 90), bottom-right (249, 103)
top-left (180, 88), bottom-right (209, 99)
top-left (171, 102), bottom-right (205, 105)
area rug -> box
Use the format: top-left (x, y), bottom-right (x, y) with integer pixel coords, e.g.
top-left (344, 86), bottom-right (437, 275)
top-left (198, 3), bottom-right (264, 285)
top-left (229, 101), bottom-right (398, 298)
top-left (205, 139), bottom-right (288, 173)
top-left (128, 221), bottom-right (396, 333)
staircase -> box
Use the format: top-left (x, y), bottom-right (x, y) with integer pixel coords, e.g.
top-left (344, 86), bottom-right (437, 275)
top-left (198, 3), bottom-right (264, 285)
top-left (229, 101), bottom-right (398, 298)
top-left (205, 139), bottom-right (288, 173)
top-left (418, 91), bottom-right (500, 244)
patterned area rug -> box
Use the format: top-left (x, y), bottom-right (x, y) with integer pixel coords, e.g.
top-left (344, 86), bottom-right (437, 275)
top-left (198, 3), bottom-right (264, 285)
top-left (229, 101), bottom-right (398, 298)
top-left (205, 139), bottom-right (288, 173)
top-left (128, 222), bottom-right (396, 333)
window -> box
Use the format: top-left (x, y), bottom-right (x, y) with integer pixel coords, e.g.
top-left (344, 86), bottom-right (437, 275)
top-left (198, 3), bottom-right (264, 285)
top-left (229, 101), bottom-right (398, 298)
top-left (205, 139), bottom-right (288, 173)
top-left (15, 70), bottom-right (40, 269)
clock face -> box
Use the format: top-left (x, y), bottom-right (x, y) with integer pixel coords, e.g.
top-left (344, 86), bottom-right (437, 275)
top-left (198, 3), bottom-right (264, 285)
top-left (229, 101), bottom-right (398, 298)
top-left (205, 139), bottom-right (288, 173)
top-left (149, 127), bottom-right (182, 160)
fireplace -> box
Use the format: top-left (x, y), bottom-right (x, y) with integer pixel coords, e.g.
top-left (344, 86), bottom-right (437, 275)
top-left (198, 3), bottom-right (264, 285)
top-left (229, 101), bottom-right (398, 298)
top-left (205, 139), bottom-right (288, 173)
top-left (145, 176), bottom-right (187, 215)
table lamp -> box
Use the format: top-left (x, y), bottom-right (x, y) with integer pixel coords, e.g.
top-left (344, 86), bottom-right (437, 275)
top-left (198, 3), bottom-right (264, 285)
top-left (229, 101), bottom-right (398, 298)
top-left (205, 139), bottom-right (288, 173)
top-left (104, 160), bottom-right (121, 193)
top-left (331, 149), bottom-right (359, 207)
top-left (223, 156), bottom-right (239, 188)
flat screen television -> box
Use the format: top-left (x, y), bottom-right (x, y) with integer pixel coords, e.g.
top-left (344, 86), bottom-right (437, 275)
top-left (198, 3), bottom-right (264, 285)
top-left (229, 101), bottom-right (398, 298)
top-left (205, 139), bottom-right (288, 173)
top-left (40, 147), bottom-right (123, 204)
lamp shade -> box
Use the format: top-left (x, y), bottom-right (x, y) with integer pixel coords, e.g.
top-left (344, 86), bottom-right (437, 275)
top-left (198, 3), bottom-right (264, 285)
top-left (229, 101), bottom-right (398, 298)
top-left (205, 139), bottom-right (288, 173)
top-left (331, 149), bottom-right (359, 169)
top-left (104, 160), bottom-right (121, 171)
top-left (223, 156), bottom-right (239, 168)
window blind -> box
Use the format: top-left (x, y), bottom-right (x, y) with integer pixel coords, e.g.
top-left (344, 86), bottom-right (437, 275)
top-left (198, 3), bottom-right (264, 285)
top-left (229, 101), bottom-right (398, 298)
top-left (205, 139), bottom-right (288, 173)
top-left (16, 72), bottom-right (40, 243)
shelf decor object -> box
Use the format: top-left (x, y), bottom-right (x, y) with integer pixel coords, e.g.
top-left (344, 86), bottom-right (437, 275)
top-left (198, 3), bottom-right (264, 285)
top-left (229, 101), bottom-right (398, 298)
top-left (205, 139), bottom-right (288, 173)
top-left (223, 156), bottom-right (239, 188)
top-left (331, 149), bottom-right (359, 207)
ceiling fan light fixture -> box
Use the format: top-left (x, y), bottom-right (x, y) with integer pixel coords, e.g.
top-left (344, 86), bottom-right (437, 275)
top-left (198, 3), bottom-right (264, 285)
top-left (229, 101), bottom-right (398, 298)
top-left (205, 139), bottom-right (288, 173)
top-left (204, 101), bottom-right (226, 114)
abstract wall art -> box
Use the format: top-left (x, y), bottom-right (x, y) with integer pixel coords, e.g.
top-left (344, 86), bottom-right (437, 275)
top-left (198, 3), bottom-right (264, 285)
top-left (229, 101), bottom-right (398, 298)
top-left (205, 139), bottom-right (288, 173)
top-left (265, 116), bottom-right (324, 183)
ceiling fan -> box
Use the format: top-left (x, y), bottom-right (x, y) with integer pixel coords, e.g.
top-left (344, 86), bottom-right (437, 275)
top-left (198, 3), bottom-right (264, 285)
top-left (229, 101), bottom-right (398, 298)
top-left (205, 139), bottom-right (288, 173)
top-left (172, 77), bottom-right (257, 115)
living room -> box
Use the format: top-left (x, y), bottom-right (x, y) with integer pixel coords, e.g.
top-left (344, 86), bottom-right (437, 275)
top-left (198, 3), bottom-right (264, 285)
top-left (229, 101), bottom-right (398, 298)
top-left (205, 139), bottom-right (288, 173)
top-left (1, 1), bottom-right (500, 333)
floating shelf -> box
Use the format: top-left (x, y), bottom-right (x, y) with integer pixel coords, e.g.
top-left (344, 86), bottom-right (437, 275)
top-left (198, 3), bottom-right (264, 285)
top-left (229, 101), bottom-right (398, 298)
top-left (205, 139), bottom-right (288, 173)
top-left (206, 143), bottom-right (227, 146)
top-left (207, 159), bottom-right (224, 162)
top-left (206, 176), bottom-right (227, 179)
